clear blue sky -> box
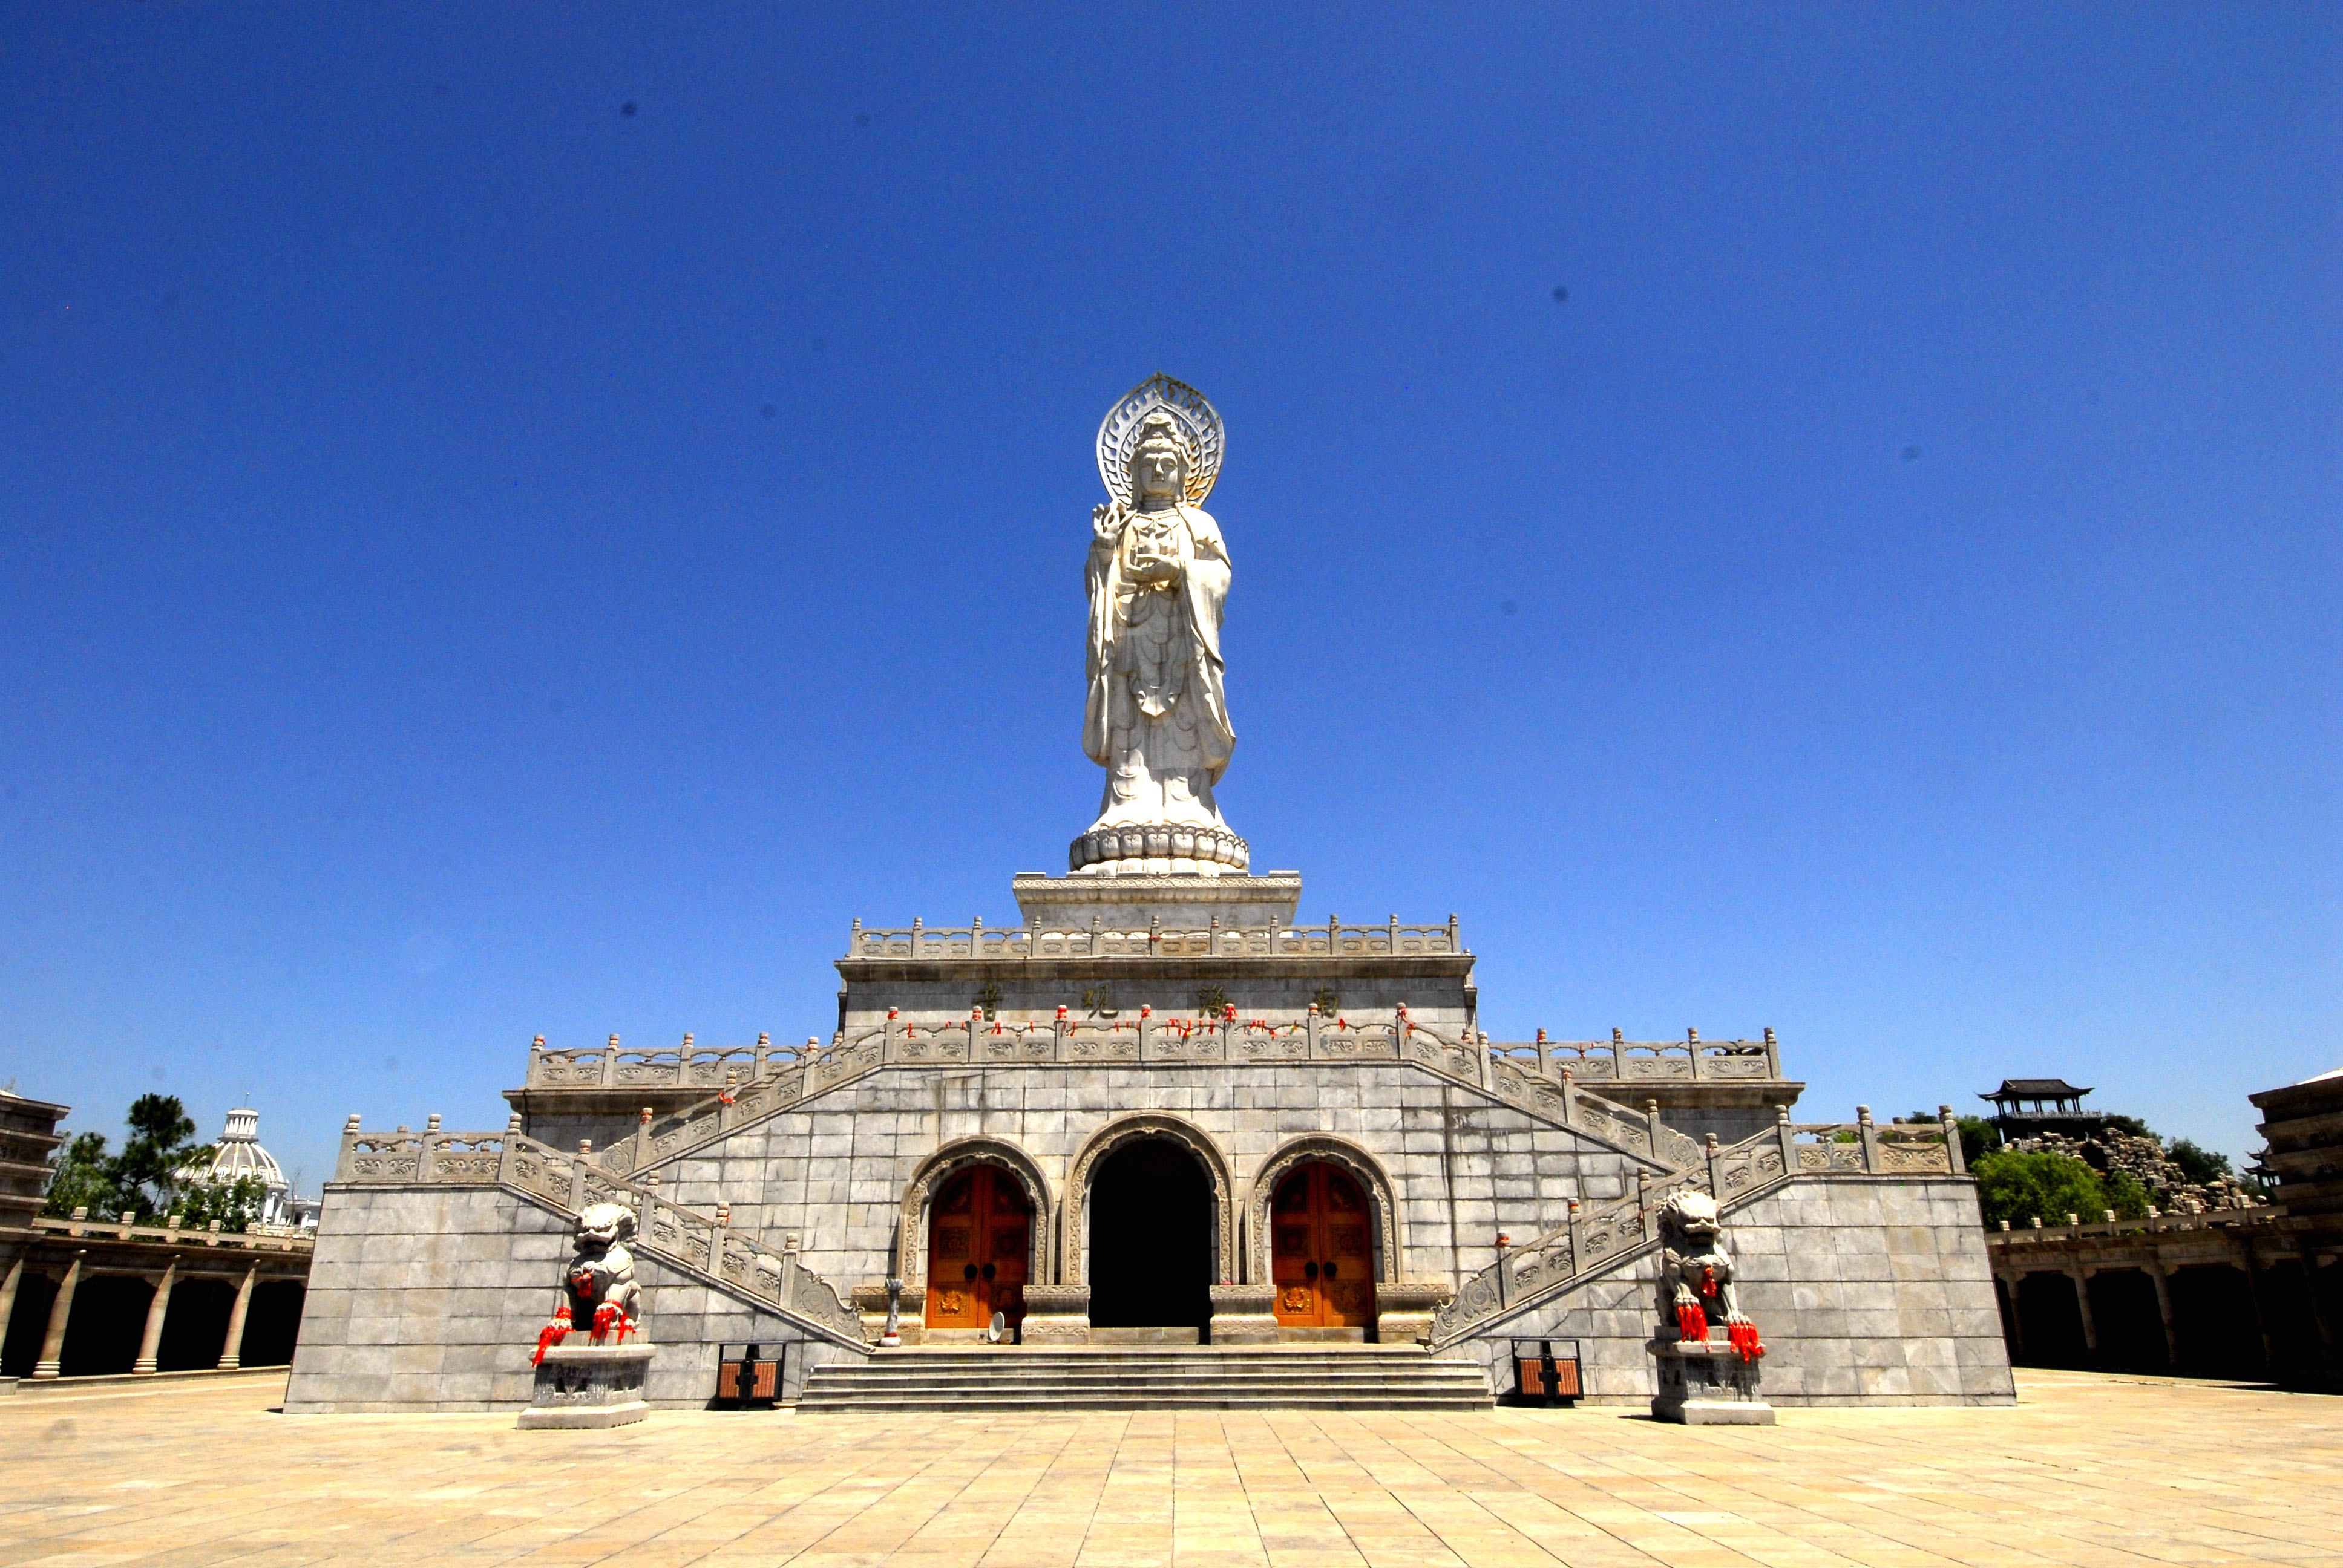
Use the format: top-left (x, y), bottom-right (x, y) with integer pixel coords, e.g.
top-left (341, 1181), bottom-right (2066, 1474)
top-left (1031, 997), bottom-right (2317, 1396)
top-left (2, 5), bottom-right (2335, 1192)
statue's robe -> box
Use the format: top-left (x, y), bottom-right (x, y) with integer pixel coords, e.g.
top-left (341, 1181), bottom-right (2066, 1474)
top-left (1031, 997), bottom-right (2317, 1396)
top-left (1083, 500), bottom-right (1234, 826)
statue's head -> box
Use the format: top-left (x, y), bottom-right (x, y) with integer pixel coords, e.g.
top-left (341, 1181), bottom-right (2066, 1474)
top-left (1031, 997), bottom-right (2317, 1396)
top-left (1127, 411), bottom-right (1194, 504)
top-left (574, 1202), bottom-right (637, 1255)
top-left (1659, 1189), bottom-right (1721, 1243)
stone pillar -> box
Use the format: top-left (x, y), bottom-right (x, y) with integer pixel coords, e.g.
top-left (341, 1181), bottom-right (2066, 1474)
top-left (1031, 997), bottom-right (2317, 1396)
top-left (2299, 1245), bottom-right (2336, 1374)
top-left (2068, 1263), bottom-right (2099, 1361)
top-left (1997, 1274), bottom-right (2026, 1361)
top-left (32, 1250), bottom-right (86, 1380)
top-left (2148, 1262), bottom-right (2180, 1367)
top-left (217, 1264), bottom-right (258, 1370)
top-left (2238, 1248), bottom-right (2276, 1377)
top-left (0, 1255), bottom-right (22, 1342)
top-left (133, 1258), bottom-right (179, 1375)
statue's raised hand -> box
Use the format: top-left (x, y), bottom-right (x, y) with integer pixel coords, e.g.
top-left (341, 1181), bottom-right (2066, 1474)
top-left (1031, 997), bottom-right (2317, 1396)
top-left (1092, 502), bottom-right (1124, 544)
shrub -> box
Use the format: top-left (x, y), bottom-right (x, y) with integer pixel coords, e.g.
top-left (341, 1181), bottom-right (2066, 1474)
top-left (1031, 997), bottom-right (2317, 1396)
top-left (2102, 1169), bottom-right (2152, 1220)
top-left (2166, 1138), bottom-right (2232, 1187)
top-left (174, 1174), bottom-right (270, 1233)
top-left (1970, 1149), bottom-right (2108, 1227)
top-left (45, 1094), bottom-right (213, 1220)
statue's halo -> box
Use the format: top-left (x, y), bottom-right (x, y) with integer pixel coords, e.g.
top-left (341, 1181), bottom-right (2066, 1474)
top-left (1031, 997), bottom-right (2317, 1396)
top-left (1096, 373), bottom-right (1224, 508)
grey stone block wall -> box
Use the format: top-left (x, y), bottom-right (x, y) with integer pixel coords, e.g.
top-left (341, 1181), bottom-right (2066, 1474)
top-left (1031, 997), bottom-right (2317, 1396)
top-left (1439, 1174), bottom-right (2015, 1407)
top-left (643, 1061), bottom-right (1651, 1302)
top-left (284, 1183), bottom-right (859, 1412)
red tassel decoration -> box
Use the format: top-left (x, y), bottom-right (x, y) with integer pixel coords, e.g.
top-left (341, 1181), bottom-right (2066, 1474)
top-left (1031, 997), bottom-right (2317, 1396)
top-left (532, 1308), bottom-right (572, 1366)
top-left (1728, 1319), bottom-right (1765, 1362)
top-left (1676, 1302), bottom-right (1708, 1343)
top-left (591, 1301), bottom-right (624, 1342)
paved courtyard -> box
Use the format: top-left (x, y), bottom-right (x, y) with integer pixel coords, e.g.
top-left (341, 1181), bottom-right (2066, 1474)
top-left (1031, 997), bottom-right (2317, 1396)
top-left (0, 1370), bottom-right (2332, 1567)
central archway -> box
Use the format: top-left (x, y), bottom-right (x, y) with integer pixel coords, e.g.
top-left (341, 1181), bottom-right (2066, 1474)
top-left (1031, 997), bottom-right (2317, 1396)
top-left (1087, 1137), bottom-right (1215, 1336)
top-left (1066, 1114), bottom-right (1233, 1342)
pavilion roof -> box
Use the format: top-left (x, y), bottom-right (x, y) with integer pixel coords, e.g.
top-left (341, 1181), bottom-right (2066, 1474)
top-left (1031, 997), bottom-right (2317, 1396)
top-left (1981, 1078), bottom-right (2094, 1101)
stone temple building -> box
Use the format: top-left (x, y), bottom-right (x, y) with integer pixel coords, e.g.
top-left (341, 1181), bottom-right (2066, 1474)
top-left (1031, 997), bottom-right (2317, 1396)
top-left (286, 377), bottom-right (2013, 1414)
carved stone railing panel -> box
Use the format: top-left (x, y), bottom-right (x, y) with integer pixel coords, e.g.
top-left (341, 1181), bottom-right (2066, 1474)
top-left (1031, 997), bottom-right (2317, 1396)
top-left (1232, 1026), bottom-right (1309, 1061)
top-left (1874, 1130), bottom-right (1955, 1174)
top-left (343, 1135), bottom-right (422, 1181)
top-left (532, 1053), bottom-right (607, 1086)
top-left (1712, 1140), bottom-right (1786, 1198)
top-left (508, 1145), bottom-right (568, 1206)
top-left (527, 1039), bottom-right (783, 1091)
top-left (1565, 1097), bottom-right (1653, 1159)
top-left (845, 916), bottom-right (1464, 961)
top-left (1790, 1126), bottom-right (1870, 1173)
top-left (1493, 1036), bottom-right (1786, 1084)
top-left (1063, 1024), bottom-right (1141, 1060)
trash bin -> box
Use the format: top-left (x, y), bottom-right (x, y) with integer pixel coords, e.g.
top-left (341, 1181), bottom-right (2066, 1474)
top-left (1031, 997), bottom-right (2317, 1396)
top-left (714, 1342), bottom-right (785, 1408)
top-left (1509, 1338), bottom-right (1581, 1405)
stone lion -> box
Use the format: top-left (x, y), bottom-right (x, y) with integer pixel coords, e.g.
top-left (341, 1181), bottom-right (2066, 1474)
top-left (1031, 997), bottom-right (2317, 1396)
top-left (1654, 1190), bottom-right (1762, 1362)
top-left (533, 1202), bottom-right (643, 1364)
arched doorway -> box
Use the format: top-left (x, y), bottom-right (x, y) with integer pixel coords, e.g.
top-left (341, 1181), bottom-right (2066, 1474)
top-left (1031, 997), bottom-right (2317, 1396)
top-left (157, 1277), bottom-right (235, 1371)
top-left (1088, 1137), bottom-right (1214, 1339)
top-left (1269, 1161), bottom-right (1377, 1337)
top-left (240, 1280), bottom-right (307, 1368)
top-left (60, 1275), bottom-right (152, 1377)
top-left (2014, 1272), bottom-right (2089, 1368)
top-left (925, 1165), bottom-right (1031, 1339)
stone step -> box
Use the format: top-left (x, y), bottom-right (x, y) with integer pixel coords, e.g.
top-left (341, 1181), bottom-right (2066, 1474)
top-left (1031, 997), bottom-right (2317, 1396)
top-left (808, 1370), bottom-right (1488, 1386)
top-left (798, 1347), bottom-right (1494, 1412)
top-left (799, 1393), bottom-right (1494, 1411)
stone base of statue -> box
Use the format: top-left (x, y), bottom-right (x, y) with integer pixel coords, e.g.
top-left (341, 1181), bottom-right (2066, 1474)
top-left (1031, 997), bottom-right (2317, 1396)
top-left (1019, 1285), bottom-right (1092, 1345)
top-left (516, 1342), bottom-right (655, 1429)
top-left (1012, 869), bottom-right (1299, 931)
top-left (1648, 1331), bottom-right (1773, 1425)
top-left (1207, 1284), bottom-right (1280, 1345)
top-left (1067, 823), bottom-right (1250, 878)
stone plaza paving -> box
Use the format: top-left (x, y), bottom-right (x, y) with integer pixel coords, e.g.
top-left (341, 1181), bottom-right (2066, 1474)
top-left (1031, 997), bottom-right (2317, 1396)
top-left (0, 1369), bottom-right (2332, 1567)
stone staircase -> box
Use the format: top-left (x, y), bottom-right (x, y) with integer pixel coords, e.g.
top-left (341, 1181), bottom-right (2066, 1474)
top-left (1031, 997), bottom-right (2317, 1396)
top-left (796, 1345), bottom-right (1493, 1412)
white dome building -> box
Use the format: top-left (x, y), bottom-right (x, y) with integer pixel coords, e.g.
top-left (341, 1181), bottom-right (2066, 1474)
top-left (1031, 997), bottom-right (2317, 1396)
top-left (184, 1107), bottom-right (304, 1228)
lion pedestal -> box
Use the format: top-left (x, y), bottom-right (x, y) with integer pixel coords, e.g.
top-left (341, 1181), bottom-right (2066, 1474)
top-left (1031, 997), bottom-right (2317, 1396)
top-left (517, 1201), bottom-right (652, 1429)
top-left (517, 1342), bottom-right (657, 1429)
top-left (1647, 1188), bottom-right (1774, 1425)
top-left (1648, 1330), bottom-right (1774, 1425)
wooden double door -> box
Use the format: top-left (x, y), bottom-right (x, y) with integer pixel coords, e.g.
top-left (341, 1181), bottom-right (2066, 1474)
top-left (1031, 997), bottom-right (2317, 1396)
top-left (1270, 1162), bottom-right (1377, 1329)
top-left (926, 1165), bottom-right (1029, 1336)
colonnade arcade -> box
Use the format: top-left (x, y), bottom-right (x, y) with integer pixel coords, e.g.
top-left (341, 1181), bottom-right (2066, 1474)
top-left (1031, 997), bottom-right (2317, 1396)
top-left (1987, 1207), bottom-right (2342, 1385)
top-left (0, 1216), bottom-right (312, 1381)
top-left (894, 1116), bottom-right (1401, 1339)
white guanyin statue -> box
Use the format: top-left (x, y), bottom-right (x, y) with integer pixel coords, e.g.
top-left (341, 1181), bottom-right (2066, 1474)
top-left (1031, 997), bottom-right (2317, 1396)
top-left (1071, 376), bottom-right (1249, 877)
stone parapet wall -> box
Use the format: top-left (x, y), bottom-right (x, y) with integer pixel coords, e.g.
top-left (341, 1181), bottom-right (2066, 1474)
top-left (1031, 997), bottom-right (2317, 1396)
top-left (283, 1183), bottom-right (862, 1412)
top-left (1437, 1175), bottom-right (2013, 1407)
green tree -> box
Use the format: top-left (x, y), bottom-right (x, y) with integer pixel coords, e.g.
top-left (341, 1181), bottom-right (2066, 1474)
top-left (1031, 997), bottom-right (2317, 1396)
top-left (174, 1174), bottom-right (270, 1233)
top-left (1904, 1112), bottom-right (2001, 1166)
top-left (44, 1130), bottom-right (124, 1217)
top-left (1970, 1149), bottom-right (2109, 1227)
top-left (42, 1094), bottom-right (212, 1221)
top-left (116, 1094), bottom-right (206, 1214)
top-left (2166, 1138), bottom-right (2232, 1187)
top-left (1956, 1116), bottom-right (2002, 1167)
top-left (2102, 1169), bottom-right (2152, 1220)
